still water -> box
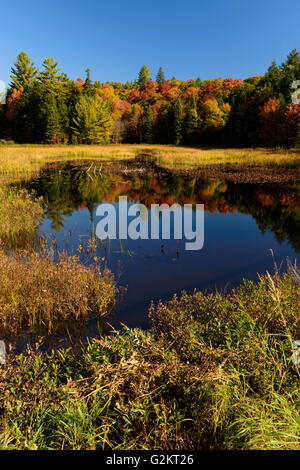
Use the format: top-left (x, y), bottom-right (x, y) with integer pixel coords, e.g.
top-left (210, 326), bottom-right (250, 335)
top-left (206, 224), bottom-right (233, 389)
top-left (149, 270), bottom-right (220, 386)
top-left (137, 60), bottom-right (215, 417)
top-left (18, 158), bottom-right (300, 332)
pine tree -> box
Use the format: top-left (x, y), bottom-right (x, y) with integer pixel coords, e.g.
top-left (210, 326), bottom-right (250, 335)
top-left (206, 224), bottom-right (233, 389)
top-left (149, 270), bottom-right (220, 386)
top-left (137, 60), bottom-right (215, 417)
top-left (284, 49), bottom-right (300, 68)
top-left (137, 65), bottom-right (150, 86)
top-left (156, 67), bottom-right (166, 86)
top-left (40, 57), bottom-right (64, 81)
top-left (72, 94), bottom-right (112, 144)
top-left (142, 105), bottom-right (154, 143)
top-left (10, 52), bottom-right (39, 89)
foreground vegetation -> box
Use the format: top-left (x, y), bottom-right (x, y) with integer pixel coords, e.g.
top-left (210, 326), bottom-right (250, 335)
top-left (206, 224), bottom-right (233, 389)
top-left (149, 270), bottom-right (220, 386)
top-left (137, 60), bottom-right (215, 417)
top-left (0, 268), bottom-right (299, 450)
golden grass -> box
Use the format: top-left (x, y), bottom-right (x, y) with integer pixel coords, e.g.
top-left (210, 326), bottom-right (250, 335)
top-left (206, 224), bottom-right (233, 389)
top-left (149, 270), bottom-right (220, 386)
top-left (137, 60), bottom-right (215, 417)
top-left (0, 187), bottom-right (43, 249)
top-left (0, 249), bottom-right (115, 335)
top-left (0, 144), bottom-right (299, 181)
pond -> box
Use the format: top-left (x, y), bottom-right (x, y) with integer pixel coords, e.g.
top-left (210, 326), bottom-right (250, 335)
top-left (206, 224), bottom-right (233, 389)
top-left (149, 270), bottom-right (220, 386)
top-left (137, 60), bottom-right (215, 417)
top-left (14, 156), bottom-right (300, 342)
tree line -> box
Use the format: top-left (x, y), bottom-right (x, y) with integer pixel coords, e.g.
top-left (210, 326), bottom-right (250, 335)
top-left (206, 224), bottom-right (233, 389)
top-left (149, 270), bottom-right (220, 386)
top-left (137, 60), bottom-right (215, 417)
top-left (0, 50), bottom-right (300, 147)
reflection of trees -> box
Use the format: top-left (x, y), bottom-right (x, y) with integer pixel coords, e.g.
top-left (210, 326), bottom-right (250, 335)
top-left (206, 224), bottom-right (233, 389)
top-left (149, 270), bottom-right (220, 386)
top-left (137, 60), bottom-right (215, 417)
top-left (16, 162), bottom-right (300, 252)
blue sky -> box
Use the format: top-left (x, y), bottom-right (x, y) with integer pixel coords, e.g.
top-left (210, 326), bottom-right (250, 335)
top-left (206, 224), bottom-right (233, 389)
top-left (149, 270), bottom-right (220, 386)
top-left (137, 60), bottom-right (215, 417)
top-left (1, 0), bottom-right (299, 86)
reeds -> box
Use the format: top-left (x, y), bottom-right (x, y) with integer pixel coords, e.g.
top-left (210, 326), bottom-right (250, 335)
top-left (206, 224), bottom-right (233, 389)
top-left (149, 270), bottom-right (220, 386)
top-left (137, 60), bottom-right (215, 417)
top-left (0, 249), bottom-right (115, 335)
top-left (0, 187), bottom-right (43, 249)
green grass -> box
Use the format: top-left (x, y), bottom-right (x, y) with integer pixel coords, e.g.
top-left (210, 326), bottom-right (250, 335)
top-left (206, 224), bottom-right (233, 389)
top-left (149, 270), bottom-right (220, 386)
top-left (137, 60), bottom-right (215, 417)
top-left (0, 268), bottom-right (299, 450)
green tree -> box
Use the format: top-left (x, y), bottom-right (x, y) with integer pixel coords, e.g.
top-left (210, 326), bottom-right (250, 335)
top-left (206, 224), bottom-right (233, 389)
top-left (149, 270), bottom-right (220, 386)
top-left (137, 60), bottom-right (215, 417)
top-left (10, 52), bottom-right (39, 89)
top-left (40, 57), bottom-right (64, 81)
top-left (72, 94), bottom-right (112, 144)
top-left (171, 99), bottom-right (183, 145)
top-left (84, 68), bottom-right (95, 96)
top-left (184, 96), bottom-right (198, 144)
top-left (156, 67), bottom-right (166, 86)
top-left (142, 105), bottom-right (154, 143)
top-left (283, 49), bottom-right (300, 68)
top-left (138, 65), bottom-right (150, 86)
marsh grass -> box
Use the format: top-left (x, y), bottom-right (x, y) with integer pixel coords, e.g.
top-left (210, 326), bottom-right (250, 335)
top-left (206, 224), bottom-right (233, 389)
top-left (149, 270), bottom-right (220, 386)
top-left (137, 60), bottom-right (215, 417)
top-left (0, 269), bottom-right (299, 450)
top-left (0, 144), bottom-right (299, 180)
top-left (0, 249), bottom-right (115, 335)
top-left (0, 187), bottom-right (43, 249)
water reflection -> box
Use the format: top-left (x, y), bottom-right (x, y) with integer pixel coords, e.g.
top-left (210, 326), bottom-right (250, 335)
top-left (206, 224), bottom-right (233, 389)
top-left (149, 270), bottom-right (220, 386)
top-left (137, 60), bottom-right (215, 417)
top-left (15, 159), bottom-right (300, 329)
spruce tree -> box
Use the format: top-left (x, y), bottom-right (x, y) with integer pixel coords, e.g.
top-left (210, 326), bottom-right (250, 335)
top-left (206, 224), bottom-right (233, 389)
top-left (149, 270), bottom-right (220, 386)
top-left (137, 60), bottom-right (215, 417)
top-left (137, 65), bottom-right (150, 86)
top-left (84, 68), bottom-right (95, 96)
top-left (10, 52), bottom-right (39, 89)
top-left (156, 67), bottom-right (166, 86)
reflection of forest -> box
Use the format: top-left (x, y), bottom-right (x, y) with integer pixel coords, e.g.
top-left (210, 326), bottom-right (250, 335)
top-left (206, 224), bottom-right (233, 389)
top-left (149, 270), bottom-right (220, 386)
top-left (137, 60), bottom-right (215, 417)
top-left (18, 162), bottom-right (300, 252)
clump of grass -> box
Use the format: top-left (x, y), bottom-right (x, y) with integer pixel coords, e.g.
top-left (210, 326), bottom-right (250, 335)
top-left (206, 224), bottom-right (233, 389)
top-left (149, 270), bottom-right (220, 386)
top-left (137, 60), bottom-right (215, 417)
top-left (0, 269), bottom-right (299, 450)
top-left (0, 249), bottom-right (115, 335)
top-left (0, 187), bottom-right (43, 249)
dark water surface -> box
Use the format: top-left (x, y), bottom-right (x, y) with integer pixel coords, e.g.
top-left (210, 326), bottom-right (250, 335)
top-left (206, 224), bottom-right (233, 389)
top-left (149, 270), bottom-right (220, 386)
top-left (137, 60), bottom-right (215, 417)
top-left (16, 158), bottom-right (300, 339)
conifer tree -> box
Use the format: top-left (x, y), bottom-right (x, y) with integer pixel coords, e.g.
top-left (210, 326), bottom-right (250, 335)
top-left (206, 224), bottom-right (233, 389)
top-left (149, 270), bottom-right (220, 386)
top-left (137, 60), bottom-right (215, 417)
top-left (156, 67), bottom-right (166, 86)
top-left (184, 96), bottom-right (198, 144)
top-left (142, 105), bottom-right (154, 143)
top-left (40, 57), bottom-right (64, 81)
top-left (84, 68), bottom-right (95, 96)
top-left (171, 99), bottom-right (183, 145)
top-left (10, 52), bottom-right (39, 90)
top-left (137, 65), bottom-right (150, 86)
top-left (72, 94), bottom-right (111, 144)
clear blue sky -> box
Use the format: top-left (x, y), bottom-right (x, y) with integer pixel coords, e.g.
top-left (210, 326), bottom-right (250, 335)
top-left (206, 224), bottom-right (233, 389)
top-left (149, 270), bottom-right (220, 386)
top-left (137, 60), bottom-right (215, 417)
top-left (1, 0), bottom-right (299, 86)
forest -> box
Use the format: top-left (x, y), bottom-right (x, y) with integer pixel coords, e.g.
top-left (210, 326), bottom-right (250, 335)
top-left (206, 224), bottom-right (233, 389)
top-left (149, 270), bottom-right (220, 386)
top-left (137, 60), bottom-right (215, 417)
top-left (0, 50), bottom-right (300, 148)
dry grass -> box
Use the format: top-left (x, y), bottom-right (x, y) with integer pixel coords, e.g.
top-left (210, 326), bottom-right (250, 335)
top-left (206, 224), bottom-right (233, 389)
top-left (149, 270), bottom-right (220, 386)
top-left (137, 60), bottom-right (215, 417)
top-left (0, 249), bottom-right (115, 335)
top-left (0, 187), bottom-right (43, 249)
top-left (0, 144), bottom-right (299, 180)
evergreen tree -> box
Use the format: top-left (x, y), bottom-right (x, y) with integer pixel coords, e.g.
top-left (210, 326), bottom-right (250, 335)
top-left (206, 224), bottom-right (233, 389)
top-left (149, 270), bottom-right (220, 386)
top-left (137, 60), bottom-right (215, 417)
top-left (171, 99), bottom-right (183, 145)
top-left (283, 49), bottom-right (300, 68)
top-left (142, 105), bottom-right (154, 143)
top-left (72, 94), bottom-right (112, 144)
top-left (156, 67), bottom-right (166, 86)
top-left (137, 65), bottom-right (150, 86)
top-left (84, 68), bottom-right (95, 96)
top-left (40, 57), bottom-right (64, 81)
top-left (184, 96), bottom-right (198, 144)
top-left (10, 52), bottom-right (39, 90)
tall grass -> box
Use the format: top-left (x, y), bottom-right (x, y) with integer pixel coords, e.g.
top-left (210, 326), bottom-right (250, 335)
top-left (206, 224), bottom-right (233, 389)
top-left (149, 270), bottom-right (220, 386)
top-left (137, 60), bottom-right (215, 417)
top-left (0, 249), bottom-right (115, 335)
top-left (0, 269), bottom-right (299, 449)
top-left (0, 187), bottom-right (43, 249)
top-left (0, 144), bottom-right (299, 180)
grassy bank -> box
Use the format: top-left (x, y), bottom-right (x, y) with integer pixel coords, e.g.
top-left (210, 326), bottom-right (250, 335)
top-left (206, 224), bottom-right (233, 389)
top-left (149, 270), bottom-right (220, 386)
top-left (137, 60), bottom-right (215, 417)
top-left (0, 268), bottom-right (299, 450)
top-left (0, 144), bottom-right (299, 181)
